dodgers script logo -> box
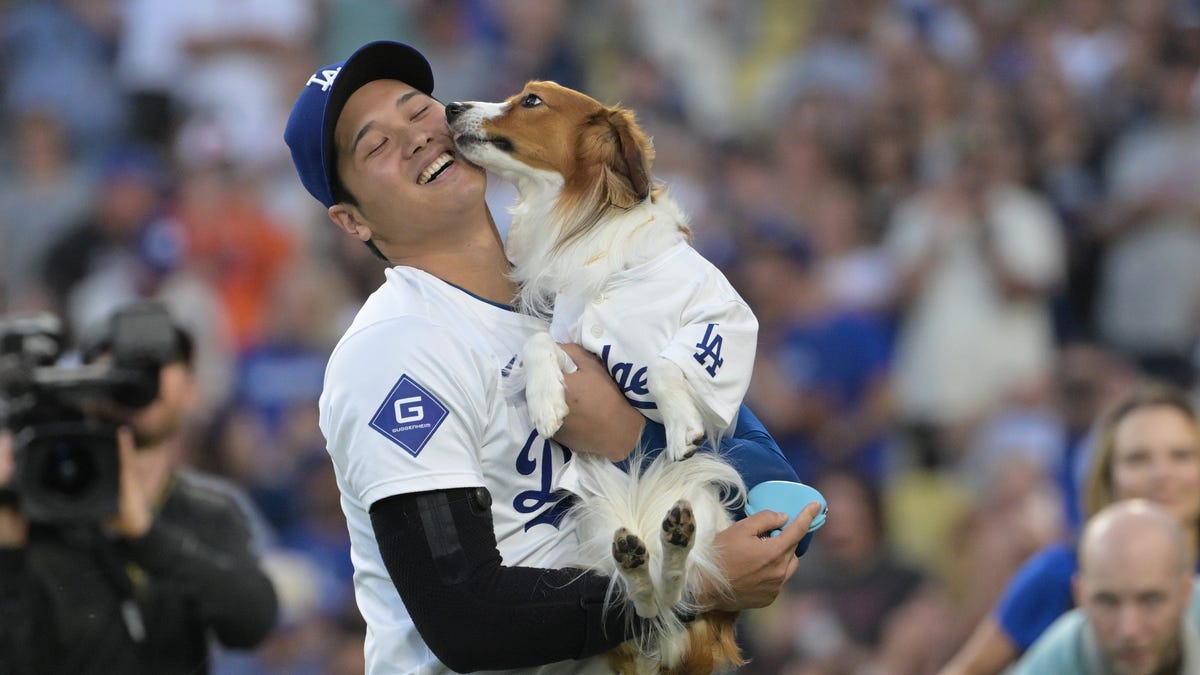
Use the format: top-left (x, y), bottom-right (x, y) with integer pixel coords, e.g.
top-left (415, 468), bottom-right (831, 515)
top-left (513, 429), bottom-right (574, 531)
top-left (599, 344), bottom-right (656, 410)
top-left (369, 375), bottom-right (448, 457)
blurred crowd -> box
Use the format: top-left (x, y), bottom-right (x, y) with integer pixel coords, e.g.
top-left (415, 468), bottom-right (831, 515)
top-left (1, 0), bottom-right (1199, 673)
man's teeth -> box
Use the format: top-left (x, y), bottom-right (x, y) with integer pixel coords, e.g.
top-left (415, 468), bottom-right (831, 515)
top-left (419, 153), bottom-right (455, 185)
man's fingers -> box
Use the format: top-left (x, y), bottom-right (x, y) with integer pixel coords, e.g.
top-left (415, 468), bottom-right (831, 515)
top-left (773, 501), bottom-right (823, 548)
top-left (782, 549), bottom-right (802, 582)
top-left (0, 432), bottom-right (14, 484)
top-left (740, 509), bottom-right (790, 537)
top-left (116, 426), bottom-right (137, 464)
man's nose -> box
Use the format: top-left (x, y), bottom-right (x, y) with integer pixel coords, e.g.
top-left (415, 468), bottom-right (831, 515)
top-left (1116, 605), bottom-right (1143, 639)
top-left (445, 102), bottom-right (469, 123)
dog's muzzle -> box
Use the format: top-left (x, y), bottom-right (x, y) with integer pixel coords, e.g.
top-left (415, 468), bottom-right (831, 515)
top-left (445, 101), bottom-right (469, 123)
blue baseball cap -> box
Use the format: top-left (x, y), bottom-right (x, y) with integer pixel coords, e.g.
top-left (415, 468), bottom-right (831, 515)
top-left (284, 41), bottom-right (435, 208)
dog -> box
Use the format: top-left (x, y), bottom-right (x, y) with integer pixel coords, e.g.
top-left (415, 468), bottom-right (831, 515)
top-left (447, 81), bottom-right (761, 674)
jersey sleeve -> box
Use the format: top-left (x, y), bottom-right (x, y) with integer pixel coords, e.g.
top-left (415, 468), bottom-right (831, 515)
top-left (319, 316), bottom-right (495, 507)
top-left (658, 297), bottom-right (758, 430)
top-left (719, 404), bottom-right (800, 490)
top-left (994, 543), bottom-right (1078, 651)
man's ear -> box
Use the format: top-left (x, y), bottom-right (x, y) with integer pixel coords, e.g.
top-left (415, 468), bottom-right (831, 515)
top-left (179, 366), bottom-right (200, 410)
top-left (329, 204), bottom-right (373, 242)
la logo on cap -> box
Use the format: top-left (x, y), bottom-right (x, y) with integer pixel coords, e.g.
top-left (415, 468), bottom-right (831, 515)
top-left (307, 67), bottom-right (342, 92)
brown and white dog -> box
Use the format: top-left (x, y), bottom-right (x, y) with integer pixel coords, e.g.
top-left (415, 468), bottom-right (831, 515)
top-left (447, 82), bottom-right (758, 674)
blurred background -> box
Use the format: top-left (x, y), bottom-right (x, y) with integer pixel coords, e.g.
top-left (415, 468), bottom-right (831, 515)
top-left (0, 0), bottom-right (1198, 673)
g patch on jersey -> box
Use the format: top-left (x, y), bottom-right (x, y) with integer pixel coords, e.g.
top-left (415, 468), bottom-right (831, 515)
top-left (369, 375), bottom-right (449, 457)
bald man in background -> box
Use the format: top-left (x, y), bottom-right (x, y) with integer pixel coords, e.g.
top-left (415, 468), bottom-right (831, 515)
top-left (1016, 499), bottom-right (1200, 675)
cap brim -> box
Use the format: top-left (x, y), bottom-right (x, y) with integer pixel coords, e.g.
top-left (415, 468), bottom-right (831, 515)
top-left (321, 41), bottom-right (434, 196)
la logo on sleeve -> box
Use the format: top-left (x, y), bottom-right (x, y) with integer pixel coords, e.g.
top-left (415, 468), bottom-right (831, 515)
top-left (369, 375), bottom-right (448, 457)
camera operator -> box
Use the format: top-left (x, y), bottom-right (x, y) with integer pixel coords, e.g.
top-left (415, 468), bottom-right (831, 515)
top-left (0, 315), bottom-right (278, 675)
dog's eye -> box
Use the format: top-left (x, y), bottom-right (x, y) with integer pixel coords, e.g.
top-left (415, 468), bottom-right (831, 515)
top-left (521, 94), bottom-right (543, 108)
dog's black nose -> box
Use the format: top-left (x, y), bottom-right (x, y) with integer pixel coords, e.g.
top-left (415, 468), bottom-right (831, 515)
top-left (445, 102), bottom-right (468, 122)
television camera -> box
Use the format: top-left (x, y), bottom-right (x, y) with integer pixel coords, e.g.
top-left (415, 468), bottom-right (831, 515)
top-left (0, 303), bottom-right (178, 523)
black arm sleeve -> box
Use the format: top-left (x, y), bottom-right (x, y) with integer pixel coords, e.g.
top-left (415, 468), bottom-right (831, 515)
top-left (370, 488), bottom-right (641, 673)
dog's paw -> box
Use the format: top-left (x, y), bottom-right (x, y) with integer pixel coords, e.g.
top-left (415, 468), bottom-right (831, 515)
top-left (522, 332), bottom-right (572, 437)
top-left (649, 358), bottom-right (706, 461)
top-left (659, 501), bottom-right (695, 608)
top-left (661, 501), bottom-right (696, 549)
top-left (613, 528), bottom-right (659, 617)
top-left (663, 412), bottom-right (704, 461)
top-left (525, 369), bottom-right (568, 437)
top-left (613, 528), bottom-right (648, 570)
top-left (528, 396), bottom-right (568, 438)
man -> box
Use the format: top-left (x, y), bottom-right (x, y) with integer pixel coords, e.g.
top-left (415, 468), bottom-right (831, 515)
top-left (0, 309), bottom-right (279, 674)
top-left (284, 40), bottom-right (818, 673)
top-left (1015, 500), bottom-right (1200, 674)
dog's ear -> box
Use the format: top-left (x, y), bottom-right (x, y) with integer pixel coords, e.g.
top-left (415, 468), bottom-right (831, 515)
top-left (592, 107), bottom-right (653, 208)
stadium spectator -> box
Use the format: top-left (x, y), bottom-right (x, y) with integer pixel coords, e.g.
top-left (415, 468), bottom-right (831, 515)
top-left (1015, 499), bottom-right (1200, 674)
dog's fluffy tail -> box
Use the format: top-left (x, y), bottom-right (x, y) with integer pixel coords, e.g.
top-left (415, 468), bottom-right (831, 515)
top-left (566, 450), bottom-right (745, 661)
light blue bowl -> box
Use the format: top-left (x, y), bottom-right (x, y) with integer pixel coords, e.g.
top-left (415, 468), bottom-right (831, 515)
top-left (744, 480), bottom-right (828, 555)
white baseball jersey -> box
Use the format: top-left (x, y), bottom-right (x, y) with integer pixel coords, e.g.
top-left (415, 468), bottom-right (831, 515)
top-left (319, 265), bottom-right (613, 675)
top-left (548, 242), bottom-right (758, 430)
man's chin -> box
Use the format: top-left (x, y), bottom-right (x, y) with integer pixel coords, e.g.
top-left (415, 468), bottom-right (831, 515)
top-left (1111, 649), bottom-right (1156, 675)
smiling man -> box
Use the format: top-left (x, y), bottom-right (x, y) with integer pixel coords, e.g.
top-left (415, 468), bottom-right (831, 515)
top-left (1016, 500), bottom-right (1200, 675)
top-left (283, 40), bottom-right (817, 674)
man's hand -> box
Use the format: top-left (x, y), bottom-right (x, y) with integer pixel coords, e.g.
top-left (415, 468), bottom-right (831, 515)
top-left (0, 431), bottom-right (27, 548)
top-left (702, 502), bottom-right (823, 611)
top-left (111, 427), bottom-right (161, 539)
top-left (553, 343), bottom-right (644, 461)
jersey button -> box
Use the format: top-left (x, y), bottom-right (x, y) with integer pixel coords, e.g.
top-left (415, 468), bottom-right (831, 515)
top-left (590, 325), bottom-right (603, 338)
top-left (592, 293), bottom-right (604, 305)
